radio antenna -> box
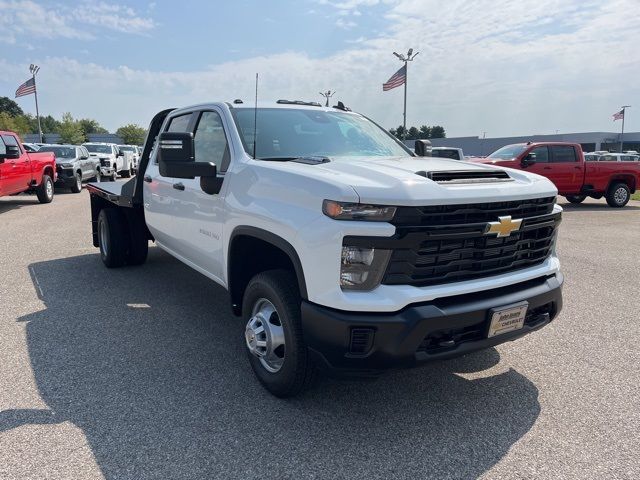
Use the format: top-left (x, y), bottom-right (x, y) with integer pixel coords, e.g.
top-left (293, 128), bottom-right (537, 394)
top-left (252, 73), bottom-right (258, 159)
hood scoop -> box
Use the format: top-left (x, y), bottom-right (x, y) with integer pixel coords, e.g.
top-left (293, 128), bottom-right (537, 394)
top-left (416, 169), bottom-right (512, 184)
top-left (291, 156), bottom-right (331, 165)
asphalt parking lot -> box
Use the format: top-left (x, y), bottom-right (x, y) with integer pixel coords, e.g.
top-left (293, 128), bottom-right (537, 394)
top-left (1, 187), bottom-right (639, 480)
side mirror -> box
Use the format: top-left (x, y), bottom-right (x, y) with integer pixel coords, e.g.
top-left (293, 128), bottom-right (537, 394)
top-left (521, 152), bottom-right (536, 167)
top-left (158, 131), bottom-right (220, 194)
top-left (415, 139), bottom-right (432, 157)
top-left (117, 151), bottom-right (124, 157)
top-left (0, 145), bottom-right (21, 161)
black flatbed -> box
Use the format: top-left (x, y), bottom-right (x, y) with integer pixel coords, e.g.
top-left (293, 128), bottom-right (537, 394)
top-left (87, 179), bottom-right (137, 208)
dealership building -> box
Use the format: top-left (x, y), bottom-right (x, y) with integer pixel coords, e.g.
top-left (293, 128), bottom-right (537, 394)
top-left (409, 131), bottom-right (640, 156)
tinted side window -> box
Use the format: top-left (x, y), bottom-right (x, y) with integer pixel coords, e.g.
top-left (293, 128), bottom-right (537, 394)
top-left (1, 134), bottom-right (19, 147)
top-left (194, 111), bottom-right (229, 171)
top-left (530, 146), bottom-right (549, 163)
top-left (0, 137), bottom-right (6, 155)
top-left (550, 145), bottom-right (577, 163)
top-left (166, 114), bottom-right (192, 133)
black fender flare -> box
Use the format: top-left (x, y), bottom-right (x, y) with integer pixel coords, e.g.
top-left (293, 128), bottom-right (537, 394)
top-left (228, 226), bottom-right (308, 305)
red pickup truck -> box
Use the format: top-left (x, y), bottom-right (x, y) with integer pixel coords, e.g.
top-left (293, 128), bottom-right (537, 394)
top-left (0, 130), bottom-right (56, 203)
top-left (471, 142), bottom-right (640, 207)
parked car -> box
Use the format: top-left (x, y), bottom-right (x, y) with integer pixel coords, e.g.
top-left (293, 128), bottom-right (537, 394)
top-left (86, 101), bottom-right (563, 397)
top-left (83, 143), bottom-right (129, 181)
top-left (23, 143), bottom-right (40, 153)
top-left (429, 147), bottom-right (465, 160)
top-left (470, 142), bottom-right (640, 207)
top-left (0, 130), bottom-right (56, 203)
top-left (118, 144), bottom-right (140, 173)
top-left (38, 145), bottom-right (100, 193)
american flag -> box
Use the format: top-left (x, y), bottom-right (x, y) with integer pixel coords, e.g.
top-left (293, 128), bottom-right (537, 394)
top-left (15, 77), bottom-right (36, 98)
top-left (613, 109), bottom-right (624, 121)
top-left (383, 65), bottom-right (406, 91)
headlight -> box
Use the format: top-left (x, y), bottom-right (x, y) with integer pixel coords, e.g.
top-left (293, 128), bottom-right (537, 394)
top-left (340, 245), bottom-right (391, 290)
top-left (323, 200), bottom-right (396, 222)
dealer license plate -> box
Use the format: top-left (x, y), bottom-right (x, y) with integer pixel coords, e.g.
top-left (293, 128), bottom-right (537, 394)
top-left (487, 303), bottom-right (528, 338)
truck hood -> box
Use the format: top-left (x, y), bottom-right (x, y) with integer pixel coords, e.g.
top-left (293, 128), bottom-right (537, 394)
top-left (264, 156), bottom-right (556, 205)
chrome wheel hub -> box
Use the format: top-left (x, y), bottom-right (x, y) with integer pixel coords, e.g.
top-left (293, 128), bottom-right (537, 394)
top-left (46, 180), bottom-right (53, 198)
top-left (245, 298), bottom-right (285, 373)
top-left (614, 187), bottom-right (627, 204)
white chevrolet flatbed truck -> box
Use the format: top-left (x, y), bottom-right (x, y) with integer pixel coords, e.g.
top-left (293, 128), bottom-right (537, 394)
top-left (86, 100), bottom-right (563, 397)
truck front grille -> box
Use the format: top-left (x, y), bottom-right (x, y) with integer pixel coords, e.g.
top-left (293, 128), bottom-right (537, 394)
top-left (381, 198), bottom-right (560, 287)
top-left (391, 196), bottom-right (555, 227)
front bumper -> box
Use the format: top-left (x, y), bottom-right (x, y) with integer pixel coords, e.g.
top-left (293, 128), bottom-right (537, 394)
top-left (301, 273), bottom-right (563, 376)
top-left (55, 167), bottom-right (77, 187)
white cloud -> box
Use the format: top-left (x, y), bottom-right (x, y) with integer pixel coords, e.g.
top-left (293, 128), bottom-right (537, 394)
top-left (3, 0), bottom-right (639, 136)
top-left (0, 0), bottom-right (156, 43)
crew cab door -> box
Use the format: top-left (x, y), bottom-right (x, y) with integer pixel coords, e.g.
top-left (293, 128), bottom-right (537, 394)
top-left (143, 112), bottom-right (194, 249)
top-left (0, 134), bottom-right (31, 194)
top-left (524, 145), bottom-right (583, 194)
top-left (170, 109), bottom-right (230, 283)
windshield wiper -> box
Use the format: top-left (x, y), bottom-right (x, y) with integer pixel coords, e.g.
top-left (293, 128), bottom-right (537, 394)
top-left (259, 156), bottom-right (330, 165)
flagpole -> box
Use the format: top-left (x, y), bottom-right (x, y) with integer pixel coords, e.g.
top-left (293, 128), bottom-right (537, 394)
top-left (618, 105), bottom-right (631, 153)
top-left (30, 64), bottom-right (43, 143)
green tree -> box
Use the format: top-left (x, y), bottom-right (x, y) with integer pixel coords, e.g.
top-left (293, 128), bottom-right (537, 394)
top-left (0, 112), bottom-right (32, 136)
top-left (39, 115), bottom-right (61, 133)
top-left (390, 125), bottom-right (406, 139)
top-left (430, 126), bottom-right (446, 138)
top-left (58, 112), bottom-right (85, 144)
top-left (419, 125), bottom-right (431, 139)
top-left (79, 118), bottom-right (108, 136)
top-left (407, 126), bottom-right (420, 140)
top-left (116, 124), bottom-right (146, 145)
top-left (0, 96), bottom-right (24, 117)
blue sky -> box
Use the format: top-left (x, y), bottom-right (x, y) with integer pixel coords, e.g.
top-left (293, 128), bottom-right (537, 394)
top-left (1, 0), bottom-right (639, 136)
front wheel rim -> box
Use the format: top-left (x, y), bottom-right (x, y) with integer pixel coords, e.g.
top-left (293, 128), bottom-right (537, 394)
top-left (76, 174), bottom-right (82, 190)
top-left (245, 298), bottom-right (286, 373)
top-left (46, 179), bottom-right (53, 198)
top-left (614, 187), bottom-right (628, 204)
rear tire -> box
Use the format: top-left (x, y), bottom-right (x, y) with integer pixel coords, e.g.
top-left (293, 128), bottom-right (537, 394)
top-left (36, 175), bottom-right (54, 203)
top-left (97, 209), bottom-right (128, 268)
top-left (606, 182), bottom-right (630, 208)
top-left (242, 269), bottom-right (316, 398)
top-left (565, 195), bottom-right (586, 204)
top-left (70, 172), bottom-right (82, 193)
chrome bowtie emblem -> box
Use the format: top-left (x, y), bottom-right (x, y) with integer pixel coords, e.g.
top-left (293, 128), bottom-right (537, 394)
top-left (485, 216), bottom-right (523, 238)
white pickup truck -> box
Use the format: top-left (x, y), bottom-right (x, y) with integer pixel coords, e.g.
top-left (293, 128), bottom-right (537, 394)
top-left (87, 101), bottom-right (563, 397)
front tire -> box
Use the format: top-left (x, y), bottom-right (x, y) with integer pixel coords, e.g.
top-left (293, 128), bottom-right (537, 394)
top-left (242, 270), bottom-right (316, 397)
top-left (36, 175), bottom-right (54, 203)
top-left (70, 172), bottom-right (82, 193)
top-left (606, 182), bottom-right (630, 208)
top-left (565, 195), bottom-right (586, 204)
top-left (97, 209), bottom-right (128, 268)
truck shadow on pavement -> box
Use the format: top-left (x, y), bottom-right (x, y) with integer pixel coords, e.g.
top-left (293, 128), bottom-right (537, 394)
top-left (11, 248), bottom-right (541, 480)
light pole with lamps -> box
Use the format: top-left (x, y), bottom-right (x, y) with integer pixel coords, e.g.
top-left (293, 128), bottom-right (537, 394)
top-left (392, 48), bottom-right (419, 139)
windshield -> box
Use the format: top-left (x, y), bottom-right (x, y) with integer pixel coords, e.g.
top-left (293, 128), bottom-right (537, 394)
top-left (232, 108), bottom-right (411, 159)
top-left (119, 146), bottom-right (135, 152)
top-left (488, 144), bottom-right (527, 160)
top-left (85, 144), bottom-right (113, 154)
top-left (39, 146), bottom-right (76, 159)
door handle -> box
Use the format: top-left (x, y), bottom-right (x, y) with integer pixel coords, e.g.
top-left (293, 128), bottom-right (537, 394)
top-left (173, 182), bottom-right (185, 191)
top-left (543, 166), bottom-right (552, 170)
top-left (143, 175), bottom-right (152, 183)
